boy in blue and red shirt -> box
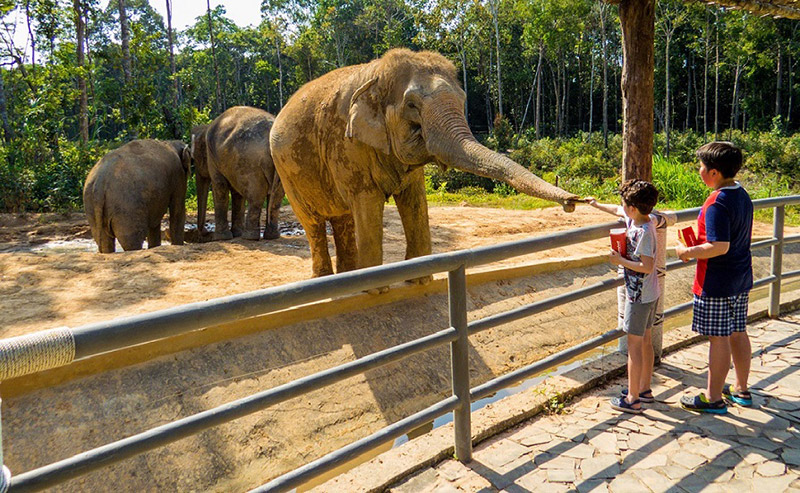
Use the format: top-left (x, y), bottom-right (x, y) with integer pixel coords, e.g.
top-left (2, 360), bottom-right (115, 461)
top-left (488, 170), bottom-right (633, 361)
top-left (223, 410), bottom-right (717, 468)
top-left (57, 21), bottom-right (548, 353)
top-left (675, 141), bottom-right (754, 414)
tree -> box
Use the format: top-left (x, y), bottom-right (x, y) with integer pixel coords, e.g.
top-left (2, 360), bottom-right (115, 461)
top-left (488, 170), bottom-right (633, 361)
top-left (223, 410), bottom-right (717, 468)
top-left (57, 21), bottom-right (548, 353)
top-left (74, 0), bottom-right (89, 144)
top-left (207, 0), bottom-right (223, 114)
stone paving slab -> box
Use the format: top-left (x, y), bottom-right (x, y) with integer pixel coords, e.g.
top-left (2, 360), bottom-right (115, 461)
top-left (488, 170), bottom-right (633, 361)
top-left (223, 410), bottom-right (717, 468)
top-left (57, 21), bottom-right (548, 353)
top-left (387, 313), bottom-right (800, 492)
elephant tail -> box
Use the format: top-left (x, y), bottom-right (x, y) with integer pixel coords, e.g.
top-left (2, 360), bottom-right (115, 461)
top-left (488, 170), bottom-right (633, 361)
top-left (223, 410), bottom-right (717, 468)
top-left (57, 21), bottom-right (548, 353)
top-left (88, 182), bottom-right (113, 241)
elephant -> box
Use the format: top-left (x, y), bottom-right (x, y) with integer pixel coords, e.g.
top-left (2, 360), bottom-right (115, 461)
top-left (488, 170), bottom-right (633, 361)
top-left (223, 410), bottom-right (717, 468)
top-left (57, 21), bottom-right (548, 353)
top-left (190, 124), bottom-right (212, 238)
top-left (269, 48), bottom-right (580, 281)
top-left (203, 106), bottom-right (284, 241)
top-left (83, 139), bottom-right (191, 253)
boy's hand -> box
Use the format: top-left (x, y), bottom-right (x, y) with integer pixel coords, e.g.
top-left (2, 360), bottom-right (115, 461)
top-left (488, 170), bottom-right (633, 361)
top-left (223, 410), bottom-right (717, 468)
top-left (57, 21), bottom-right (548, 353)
top-left (608, 249), bottom-right (623, 266)
top-left (585, 196), bottom-right (598, 207)
top-left (675, 244), bottom-right (691, 262)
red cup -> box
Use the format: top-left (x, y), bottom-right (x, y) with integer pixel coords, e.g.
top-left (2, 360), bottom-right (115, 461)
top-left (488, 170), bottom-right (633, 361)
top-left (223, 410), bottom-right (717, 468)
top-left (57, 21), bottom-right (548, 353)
top-left (610, 228), bottom-right (627, 258)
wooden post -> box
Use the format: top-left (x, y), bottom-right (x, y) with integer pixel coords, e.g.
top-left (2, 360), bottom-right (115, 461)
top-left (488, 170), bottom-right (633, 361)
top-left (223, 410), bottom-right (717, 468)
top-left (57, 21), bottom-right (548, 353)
top-left (619, 0), bottom-right (655, 181)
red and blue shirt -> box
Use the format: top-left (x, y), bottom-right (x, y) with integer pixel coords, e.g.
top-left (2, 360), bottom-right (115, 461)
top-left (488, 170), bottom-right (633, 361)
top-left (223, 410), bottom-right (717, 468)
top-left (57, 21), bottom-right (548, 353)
top-left (693, 183), bottom-right (753, 297)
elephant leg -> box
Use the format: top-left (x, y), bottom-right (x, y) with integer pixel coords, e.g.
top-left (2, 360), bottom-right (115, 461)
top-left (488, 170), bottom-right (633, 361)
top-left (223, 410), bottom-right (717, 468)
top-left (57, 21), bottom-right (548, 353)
top-left (330, 214), bottom-right (356, 273)
top-left (169, 192), bottom-right (186, 246)
top-left (242, 194), bottom-right (264, 241)
top-left (231, 192), bottom-right (246, 238)
top-left (352, 192), bottom-right (389, 293)
top-left (394, 174), bottom-right (433, 285)
top-left (196, 176), bottom-right (210, 237)
top-left (263, 178), bottom-right (284, 240)
top-left (147, 225), bottom-right (162, 248)
top-left (306, 219), bottom-right (334, 277)
top-left (211, 178), bottom-right (232, 241)
top-left (97, 229), bottom-right (115, 254)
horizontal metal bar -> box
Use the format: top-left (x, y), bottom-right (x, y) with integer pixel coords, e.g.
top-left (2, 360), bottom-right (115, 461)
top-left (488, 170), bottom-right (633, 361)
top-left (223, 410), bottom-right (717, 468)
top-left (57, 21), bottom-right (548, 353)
top-left (753, 275), bottom-right (778, 289)
top-left (785, 234), bottom-right (800, 245)
top-left (672, 207), bottom-right (702, 223)
top-left (251, 396), bottom-right (461, 492)
top-left (752, 238), bottom-right (780, 250)
top-left (784, 269), bottom-right (800, 280)
top-left (751, 195), bottom-right (800, 209)
top-left (664, 300), bottom-right (693, 318)
top-left (666, 258), bottom-right (696, 270)
top-left (470, 328), bottom-right (625, 402)
top-left (469, 276), bottom-right (624, 335)
top-left (9, 327), bottom-right (457, 492)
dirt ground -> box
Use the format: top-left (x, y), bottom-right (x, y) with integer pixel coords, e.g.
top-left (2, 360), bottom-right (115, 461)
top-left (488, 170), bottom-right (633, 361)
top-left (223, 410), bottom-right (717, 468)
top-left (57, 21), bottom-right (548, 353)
top-left (0, 204), bottom-right (792, 338)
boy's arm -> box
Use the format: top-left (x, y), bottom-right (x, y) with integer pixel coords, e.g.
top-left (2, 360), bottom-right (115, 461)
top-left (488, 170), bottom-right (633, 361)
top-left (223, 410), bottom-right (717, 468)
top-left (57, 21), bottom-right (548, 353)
top-left (611, 251), bottom-right (654, 274)
top-left (585, 197), bottom-right (624, 217)
top-left (676, 241), bottom-right (729, 261)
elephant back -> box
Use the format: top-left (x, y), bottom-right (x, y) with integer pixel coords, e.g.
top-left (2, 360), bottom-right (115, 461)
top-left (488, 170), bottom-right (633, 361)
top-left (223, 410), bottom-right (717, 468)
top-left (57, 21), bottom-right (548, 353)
top-left (206, 106), bottom-right (276, 178)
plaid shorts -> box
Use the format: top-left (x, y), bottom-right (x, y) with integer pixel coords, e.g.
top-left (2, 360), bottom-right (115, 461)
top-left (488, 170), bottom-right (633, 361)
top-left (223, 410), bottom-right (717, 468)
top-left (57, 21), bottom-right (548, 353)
top-left (691, 292), bottom-right (749, 337)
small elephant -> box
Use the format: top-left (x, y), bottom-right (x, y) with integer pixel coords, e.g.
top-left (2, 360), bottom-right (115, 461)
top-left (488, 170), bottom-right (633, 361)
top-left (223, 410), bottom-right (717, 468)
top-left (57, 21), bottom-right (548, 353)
top-left (83, 139), bottom-right (191, 253)
top-left (190, 124), bottom-right (212, 237)
top-left (270, 48), bottom-right (579, 279)
top-left (204, 106), bottom-right (284, 241)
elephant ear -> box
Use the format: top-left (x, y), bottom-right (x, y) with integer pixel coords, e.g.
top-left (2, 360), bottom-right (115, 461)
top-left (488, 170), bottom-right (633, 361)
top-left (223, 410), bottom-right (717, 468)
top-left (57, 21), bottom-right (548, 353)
top-left (180, 146), bottom-right (192, 174)
top-left (345, 77), bottom-right (390, 155)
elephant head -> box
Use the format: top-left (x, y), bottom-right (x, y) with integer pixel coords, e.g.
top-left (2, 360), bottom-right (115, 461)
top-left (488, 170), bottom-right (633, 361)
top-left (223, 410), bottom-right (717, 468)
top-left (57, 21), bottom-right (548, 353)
top-left (344, 49), bottom-right (579, 211)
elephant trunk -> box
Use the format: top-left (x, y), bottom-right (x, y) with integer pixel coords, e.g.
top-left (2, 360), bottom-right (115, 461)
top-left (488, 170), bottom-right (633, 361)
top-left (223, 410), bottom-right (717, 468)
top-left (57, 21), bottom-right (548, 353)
top-left (423, 97), bottom-right (580, 212)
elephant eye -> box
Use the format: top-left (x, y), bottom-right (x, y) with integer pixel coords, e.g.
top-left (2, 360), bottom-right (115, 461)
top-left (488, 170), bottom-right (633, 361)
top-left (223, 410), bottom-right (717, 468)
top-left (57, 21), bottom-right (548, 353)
top-left (407, 101), bottom-right (416, 110)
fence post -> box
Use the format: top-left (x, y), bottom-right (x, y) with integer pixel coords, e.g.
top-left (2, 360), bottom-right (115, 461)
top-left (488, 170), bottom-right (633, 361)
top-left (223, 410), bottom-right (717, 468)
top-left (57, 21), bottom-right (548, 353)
top-left (0, 398), bottom-right (11, 493)
top-left (769, 205), bottom-right (785, 318)
top-left (448, 265), bottom-right (472, 462)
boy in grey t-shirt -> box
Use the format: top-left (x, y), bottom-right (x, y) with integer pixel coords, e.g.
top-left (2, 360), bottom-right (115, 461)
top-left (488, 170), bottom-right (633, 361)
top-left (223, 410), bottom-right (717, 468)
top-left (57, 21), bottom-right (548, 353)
top-left (588, 179), bottom-right (661, 414)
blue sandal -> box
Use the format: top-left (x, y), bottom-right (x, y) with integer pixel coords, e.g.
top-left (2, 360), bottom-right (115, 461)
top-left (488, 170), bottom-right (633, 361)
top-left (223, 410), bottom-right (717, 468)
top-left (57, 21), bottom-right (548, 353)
top-left (722, 384), bottom-right (752, 407)
top-left (610, 397), bottom-right (643, 414)
top-left (680, 393), bottom-right (727, 414)
top-left (620, 388), bottom-right (655, 403)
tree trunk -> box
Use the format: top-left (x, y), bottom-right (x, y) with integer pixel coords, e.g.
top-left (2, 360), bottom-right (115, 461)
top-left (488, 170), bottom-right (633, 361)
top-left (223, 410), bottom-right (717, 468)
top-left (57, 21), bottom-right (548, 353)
top-left (589, 49), bottom-right (594, 134)
top-left (166, 0), bottom-right (178, 108)
top-left (732, 56), bottom-right (741, 130)
top-left (118, 0), bottom-right (132, 84)
top-left (776, 43), bottom-right (782, 120)
top-left (619, 0), bottom-right (655, 181)
top-left (274, 34), bottom-right (284, 108)
top-left (601, 10), bottom-right (609, 148)
top-left (789, 53), bottom-right (794, 124)
top-left (207, 0), bottom-right (223, 114)
top-left (703, 11), bottom-right (710, 135)
top-left (714, 16), bottom-right (719, 138)
top-left (74, 0), bottom-right (89, 144)
top-left (535, 44), bottom-right (543, 138)
top-left (686, 53), bottom-right (692, 131)
top-left (0, 71), bottom-right (13, 142)
top-left (665, 35), bottom-right (671, 157)
top-left (25, 0), bottom-right (36, 70)
top-left (489, 0), bottom-right (503, 116)
top-left (460, 34), bottom-right (468, 124)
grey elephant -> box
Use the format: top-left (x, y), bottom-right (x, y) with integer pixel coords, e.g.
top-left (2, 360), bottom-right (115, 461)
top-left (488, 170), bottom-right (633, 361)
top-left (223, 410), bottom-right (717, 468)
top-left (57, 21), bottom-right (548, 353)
top-left (270, 48), bottom-right (579, 280)
top-left (190, 124), bottom-right (213, 238)
top-left (204, 106), bottom-right (284, 240)
top-left (83, 139), bottom-right (191, 253)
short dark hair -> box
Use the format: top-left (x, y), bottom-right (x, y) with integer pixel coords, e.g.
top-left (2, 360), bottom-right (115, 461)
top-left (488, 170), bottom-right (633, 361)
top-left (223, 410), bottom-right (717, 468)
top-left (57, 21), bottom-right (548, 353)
top-left (696, 141), bottom-right (742, 178)
top-left (619, 179), bottom-right (659, 215)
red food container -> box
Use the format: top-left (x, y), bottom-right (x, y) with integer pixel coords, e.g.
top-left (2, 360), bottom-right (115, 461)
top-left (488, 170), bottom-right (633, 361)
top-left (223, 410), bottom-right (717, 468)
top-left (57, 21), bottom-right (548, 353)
top-left (610, 228), bottom-right (627, 257)
top-left (678, 226), bottom-right (698, 247)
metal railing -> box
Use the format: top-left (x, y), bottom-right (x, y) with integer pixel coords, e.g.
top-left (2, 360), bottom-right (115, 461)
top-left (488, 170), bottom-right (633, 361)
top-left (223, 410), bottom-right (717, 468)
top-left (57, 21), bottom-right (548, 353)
top-left (2, 195), bottom-right (799, 492)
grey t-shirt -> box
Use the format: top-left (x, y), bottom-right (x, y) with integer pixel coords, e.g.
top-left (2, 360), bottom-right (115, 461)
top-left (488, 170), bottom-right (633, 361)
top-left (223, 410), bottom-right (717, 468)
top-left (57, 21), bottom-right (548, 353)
top-left (623, 216), bottom-right (661, 304)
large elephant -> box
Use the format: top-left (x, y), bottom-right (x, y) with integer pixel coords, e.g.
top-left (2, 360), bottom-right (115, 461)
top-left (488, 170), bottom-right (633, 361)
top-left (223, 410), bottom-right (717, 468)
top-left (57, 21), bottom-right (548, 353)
top-left (204, 106), bottom-right (284, 241)
top-left (83, 139), bottom-right (191, 253)
top-left (270, 48), bottom-right (580, 279)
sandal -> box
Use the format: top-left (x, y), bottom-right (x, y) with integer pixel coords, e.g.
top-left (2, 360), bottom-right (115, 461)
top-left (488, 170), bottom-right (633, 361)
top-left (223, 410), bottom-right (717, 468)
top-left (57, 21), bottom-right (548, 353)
top-left (680, 393), bottom-right (727, 414)
top-left (722, 384), bottom-right (753, 407)
top-left (620, 388), bottom-right (655, 403)
top-left (610, 396), bottom-right (643, 414)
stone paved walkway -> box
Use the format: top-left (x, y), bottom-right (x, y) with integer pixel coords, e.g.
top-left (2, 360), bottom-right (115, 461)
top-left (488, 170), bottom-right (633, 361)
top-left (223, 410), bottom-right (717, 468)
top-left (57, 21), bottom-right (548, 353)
top-left (390, 314), bottom-right (800, 492)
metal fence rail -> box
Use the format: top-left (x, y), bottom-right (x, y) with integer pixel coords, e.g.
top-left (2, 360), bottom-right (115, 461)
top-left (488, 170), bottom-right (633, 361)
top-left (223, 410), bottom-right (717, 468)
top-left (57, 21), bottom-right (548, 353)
top-left (2, 195), bottom-right (799, 492)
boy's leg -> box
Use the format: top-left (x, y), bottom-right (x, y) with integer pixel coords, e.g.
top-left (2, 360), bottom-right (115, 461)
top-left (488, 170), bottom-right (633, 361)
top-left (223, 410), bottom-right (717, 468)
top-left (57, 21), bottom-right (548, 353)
top-left (640, 328), bottom-right (654, 393)
top-left (626, 334), bottom-right (644, 406)
top-left (707, 335), bottom-right (731, 402)
top-left (730, 331), bottom-right (751, 392)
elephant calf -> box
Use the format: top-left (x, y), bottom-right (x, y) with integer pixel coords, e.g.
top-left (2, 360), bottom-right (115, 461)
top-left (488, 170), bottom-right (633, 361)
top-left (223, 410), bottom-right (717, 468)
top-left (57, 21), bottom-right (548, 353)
top-left (83, 139), bottom-right (191, 253)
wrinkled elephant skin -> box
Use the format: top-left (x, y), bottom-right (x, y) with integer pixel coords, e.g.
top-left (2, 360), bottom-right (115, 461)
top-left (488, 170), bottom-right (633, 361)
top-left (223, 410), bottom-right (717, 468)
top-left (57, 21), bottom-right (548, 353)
top-left (203, 106), bottom-right (284, 241)
top-left (270, 49), bottom-right (579, 280)
top-left (83, 139), bottom-right (191, 253)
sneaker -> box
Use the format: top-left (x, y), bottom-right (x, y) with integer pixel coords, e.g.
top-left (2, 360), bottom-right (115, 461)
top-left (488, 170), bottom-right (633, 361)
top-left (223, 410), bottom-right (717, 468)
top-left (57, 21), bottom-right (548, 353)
top-left (722, 384), bottom-right (753, 407)
top-left (620, 388), bottom-right (655, 403)
top-left (680, 393), bottom-right (727, 414)
top-left (610, 397), bottom-right (643, 414)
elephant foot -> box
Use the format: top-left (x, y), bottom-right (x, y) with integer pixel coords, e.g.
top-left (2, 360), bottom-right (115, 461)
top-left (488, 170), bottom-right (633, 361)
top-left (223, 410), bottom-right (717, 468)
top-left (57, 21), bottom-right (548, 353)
top-left (263, 223), bottom-right (281, 240)
top-left (213, 231), bottom-right (234, 241)
top-left (365, 285), bottom-right (390, 295)
top-left (405, 275), bottom-right (433, 286)
top-left (242, 229), bottom-right (261, 241)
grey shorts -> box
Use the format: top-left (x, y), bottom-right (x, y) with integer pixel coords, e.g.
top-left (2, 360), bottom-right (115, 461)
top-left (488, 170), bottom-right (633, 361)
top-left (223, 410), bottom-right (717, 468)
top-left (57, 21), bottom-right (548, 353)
top-left (623, 299), bottom-right (657, 337)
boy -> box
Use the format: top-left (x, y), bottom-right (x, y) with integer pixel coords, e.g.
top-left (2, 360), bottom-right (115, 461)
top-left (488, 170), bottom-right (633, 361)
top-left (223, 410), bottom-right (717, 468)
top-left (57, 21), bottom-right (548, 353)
top-left (588, 179), bottom-right (661, 414)
top-left (676, 141), bottom-right (753, 414)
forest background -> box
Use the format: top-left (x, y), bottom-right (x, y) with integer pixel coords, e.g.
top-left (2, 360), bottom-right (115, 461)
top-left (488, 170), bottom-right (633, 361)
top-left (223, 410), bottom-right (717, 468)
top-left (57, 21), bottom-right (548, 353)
top-left (0, 0), bottom-right (798, 220)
